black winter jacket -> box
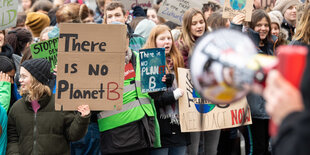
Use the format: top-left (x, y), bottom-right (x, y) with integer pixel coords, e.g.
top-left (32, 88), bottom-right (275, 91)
top-left (7, 94), bottom-right (90, 155)
top-left (149, 74), bottom-right (190, 148)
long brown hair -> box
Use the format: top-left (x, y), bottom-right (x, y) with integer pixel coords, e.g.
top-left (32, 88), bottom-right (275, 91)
top-left (293, 4), bottom-right (310, 44)
top-left (143, 25), bottom-right (184, 81)
top-left (178, 8), bottom-right (207, 54)
top-left (249, 9), bottom-right (272, 43)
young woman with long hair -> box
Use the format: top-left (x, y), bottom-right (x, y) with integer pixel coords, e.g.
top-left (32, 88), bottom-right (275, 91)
top-left (176, 8), bottom-right (221, 155)
top-left (176, 8), bottom-right (208, 68)
top-left (231, 9), bottom-right (277, 155)
top-left (144, 25), bottom-right (189, 155)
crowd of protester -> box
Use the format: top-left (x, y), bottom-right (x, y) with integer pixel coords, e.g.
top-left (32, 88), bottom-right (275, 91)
top-left (0, 0), bottom-right (310, 154)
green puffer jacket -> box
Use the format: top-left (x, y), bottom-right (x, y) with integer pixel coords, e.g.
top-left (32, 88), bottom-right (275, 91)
top-left (0, 81), bottom-right (11, 112)
top-left (7, 94), bottom-right (90, 155)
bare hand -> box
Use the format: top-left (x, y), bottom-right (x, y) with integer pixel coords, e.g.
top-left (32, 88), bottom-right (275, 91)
top-left (77, 105), bottom-right (90, 117)
top-left (53, 65), bottom-right (57, 75)
top-left (0, 72), bottom-right (11, 82)
top-left (264, 70), bottom-right (304, 125)
top-left (231, 14), bottom-right (245, 25)
top-left (162, 75), bottom-right (166, 82)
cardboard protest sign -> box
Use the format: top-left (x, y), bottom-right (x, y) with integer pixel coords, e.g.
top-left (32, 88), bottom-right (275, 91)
top-left (0, 0), bottom-right (18, 30)
top-left (56, 23), bottom-right (127, 111)
top-left (140, 48), bottom-right (166, 93)
top-left (158, 0), bottom-right (204, 25)
top-left (114, 0), bottom-right (152, 11)
top-left (178, 68), bottom-right (252, 132)
top-left (222, 0), bottom-right (254, 21)
top-left (30, 37), bottom-right (58, 72)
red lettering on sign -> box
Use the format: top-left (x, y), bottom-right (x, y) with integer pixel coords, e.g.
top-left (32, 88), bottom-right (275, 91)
top-left (231, 110), bottom-right (238, 125)
top-left (231, 108), bottom-right (251, 125)
top-left (107, 82), bottom-right (120, 100)
top-left (158, 65), bottom-right (165, 74)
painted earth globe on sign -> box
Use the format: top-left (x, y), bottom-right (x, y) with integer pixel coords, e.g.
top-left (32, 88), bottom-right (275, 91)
top-left (230, 0), bottom-right (246, 10)
top-left (193, 89), bottom-right (216, 114)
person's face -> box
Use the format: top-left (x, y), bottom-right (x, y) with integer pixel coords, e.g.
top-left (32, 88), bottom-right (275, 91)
top-left (19, 67), bottom-right (32, 91)
top-left (270, 23), bottom-right (280, 37)
top-left (147, 9), bottom-right (159, 24)
top-left (106, 7), bottom-right (127, 24)
top-left (6, 69), bottom-right (16, 84)
top-left (0, 31), bottom-right (4, 47)
top-left (22, 0), bottom-right (32, 11)
top-left (203, 9), bottom-right (213, 20)
top-left (254, 17), bottom-right (270, 40)
top-left (156, 30), bottom-right (173, 55)
top-left (190, 13), bottom-right (206, 38)
top-left (284, 5), bottom-right (297, 23)
top-left (83, 15), bottom-right (95, 23)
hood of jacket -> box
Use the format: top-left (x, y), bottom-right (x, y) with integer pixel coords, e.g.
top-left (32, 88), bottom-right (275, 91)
top-left (0, 44), bottom-right (14, 59)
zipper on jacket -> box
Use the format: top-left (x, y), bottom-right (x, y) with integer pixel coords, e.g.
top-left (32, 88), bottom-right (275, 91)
top-left (33, 113), bottom-right (37, 155)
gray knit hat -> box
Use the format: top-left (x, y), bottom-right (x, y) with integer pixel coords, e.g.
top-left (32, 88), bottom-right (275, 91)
top-left (273, 0), bottom-right (300, 15)
top-left (268, 10), bottom-right (283, 28)
top-left (21, 58), bottom-right (52, 85)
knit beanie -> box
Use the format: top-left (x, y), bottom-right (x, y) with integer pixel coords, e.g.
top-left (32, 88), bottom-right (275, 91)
top-left (0, 56), bottom-right (15, 73)
top-left (21, 58), bottom-right (52, 85)
top-left (268, 10), bottom-right (283, 28)
top-left (132, 6), bottom-right (146, 17)
top-left (25, 12), bottom-right (50, 37)
top-left (273, 0), bottom-right (300, 15)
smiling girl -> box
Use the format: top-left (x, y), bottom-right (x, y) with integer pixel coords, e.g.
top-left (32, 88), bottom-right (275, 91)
top-left (230, 9), bottom-right (276, 155)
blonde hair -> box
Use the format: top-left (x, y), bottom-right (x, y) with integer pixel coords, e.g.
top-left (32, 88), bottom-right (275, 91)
top-left (56, 3), bottom-right (89, 23)
top-left (178, 8), bottom-right (207, 55)
top-left (143, 25), bottom-right (184, 81)
top-left (20, 75), bottom-right (51, 102)
top-left (293, 4), bottom-right (310, 44)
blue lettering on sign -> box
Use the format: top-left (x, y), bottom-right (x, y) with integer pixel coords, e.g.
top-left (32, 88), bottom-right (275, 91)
top-left (161, 7), bottom-right (183, 23)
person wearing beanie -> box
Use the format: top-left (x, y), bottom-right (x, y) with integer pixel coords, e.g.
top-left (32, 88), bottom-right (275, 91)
top-left (2, 29), bottom-right (26, 92)
top-left (7, 58), bottom-right (90, 154)
top-left (0, 56), bottom-right (15, 155)
top-left (0, 56), bottom-right (16, 111)
top-left (273, 0), bottom-right (301, 41)
top-left (268, 10), bottom-right (289, 51)
top-left (25, 12), bottom-right (50, 40)
top-left (268, 10), bottom-right (283, 37)
top-left (132, 5), bottom-right (146, 17)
